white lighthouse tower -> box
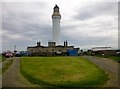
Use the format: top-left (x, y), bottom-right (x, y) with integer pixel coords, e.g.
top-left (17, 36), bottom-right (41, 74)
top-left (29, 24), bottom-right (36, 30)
top-left (52, 4), bottom-right (61, 45)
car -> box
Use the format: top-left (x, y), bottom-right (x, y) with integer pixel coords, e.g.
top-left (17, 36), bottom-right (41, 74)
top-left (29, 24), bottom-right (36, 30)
top-left (15, 53), bottom-right (21, 57)
top-left (5, 52), bottom-right (13, 58)
top-left (116, 52), bottom-right (120, 56)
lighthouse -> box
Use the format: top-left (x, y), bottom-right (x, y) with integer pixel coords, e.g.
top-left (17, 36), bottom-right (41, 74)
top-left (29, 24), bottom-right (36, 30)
top-left (52, 4), bottom-right (61, 45)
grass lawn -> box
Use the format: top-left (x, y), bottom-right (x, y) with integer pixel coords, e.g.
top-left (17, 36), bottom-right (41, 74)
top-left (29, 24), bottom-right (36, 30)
top-left (2, 59), bottom-right (13, 73)
top-left (0, 54), bottom-right (6, 62)
top-left (20, 57), bottom-right (108, 87)
top-left (96, 55), bottom-right (120, 62)
top-left (0, 55), bottom-right (2, 62)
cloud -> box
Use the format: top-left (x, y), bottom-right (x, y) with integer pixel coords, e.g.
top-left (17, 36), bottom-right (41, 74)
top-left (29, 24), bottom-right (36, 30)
top-left (2, 2), bottom-right (52, 51)
top-left (74, 2), bottom-right (118, 20)
top-left (1, 1), bottom-right (118, 51)
top-left (60, 2), bottom-right (118, 49)
top-left (61, 14), bottom-right (118, 49)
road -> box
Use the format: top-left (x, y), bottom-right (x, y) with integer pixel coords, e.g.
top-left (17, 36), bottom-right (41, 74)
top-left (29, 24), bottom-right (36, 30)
top-left (2, 57), bottom-right (38, 87)
top-left (82, 56), bottom-right (119, 87)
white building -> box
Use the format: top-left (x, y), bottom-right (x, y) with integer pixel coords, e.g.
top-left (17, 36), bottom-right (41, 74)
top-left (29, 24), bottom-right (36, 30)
top-left (27, 5), bottom-right (80, 56)
top-left (52, 5), bottom-right (61, 45)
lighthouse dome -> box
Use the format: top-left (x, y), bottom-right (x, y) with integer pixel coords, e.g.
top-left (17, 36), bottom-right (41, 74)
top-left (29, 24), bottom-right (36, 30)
top-left (52, 4), bottom-right (61, 17)
top-left (54, 4), bottom-right (59, 9)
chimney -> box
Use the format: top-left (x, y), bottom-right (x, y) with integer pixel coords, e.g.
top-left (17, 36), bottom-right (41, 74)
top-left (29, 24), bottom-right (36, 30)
top-left (66, 40), bottom-right (68, 47)
top-left (64, 41), bottom-right (66, 47)
top-left (37, 41), bottom-right (41, 46)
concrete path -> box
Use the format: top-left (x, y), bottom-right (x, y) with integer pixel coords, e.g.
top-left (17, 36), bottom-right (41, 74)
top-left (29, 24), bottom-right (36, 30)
top-left (82, 56), bottom-right (119, 87)
top-left (2, 57), bottom-right (37, 87)
top-left (0, 58), bottom-right (12, 88)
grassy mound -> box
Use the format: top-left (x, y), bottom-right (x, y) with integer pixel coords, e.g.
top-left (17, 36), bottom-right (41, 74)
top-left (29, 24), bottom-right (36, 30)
top-left (20, 57), bottom-right (108, 87)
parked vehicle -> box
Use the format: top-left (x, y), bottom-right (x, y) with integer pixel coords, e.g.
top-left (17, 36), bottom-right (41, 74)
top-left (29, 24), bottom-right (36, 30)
top-left (15, 52), bottom-right (21, 57)
top-left (5, 52), bottom-right (13, 58)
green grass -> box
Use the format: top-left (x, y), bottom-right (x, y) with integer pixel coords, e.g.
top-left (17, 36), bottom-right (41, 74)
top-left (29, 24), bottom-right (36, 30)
top-left (2, 59), bottom-right (13, 73)
top-left (96, 55), bottom-right (120, 62)
top-left (0, 54), bottom-right (2, 62)
top-left (0, 56), bottom-right (1, 62)
top-left (2, 56), bottom-right (6, 62)
top-left (0, 54), bottom-right (6, 62)
top-left (20, 57), bottom-right (108, 87)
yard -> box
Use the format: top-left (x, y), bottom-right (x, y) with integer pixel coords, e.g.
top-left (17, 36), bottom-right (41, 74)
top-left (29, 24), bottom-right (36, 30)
top-left (20, 57), bottom-right (108, 87)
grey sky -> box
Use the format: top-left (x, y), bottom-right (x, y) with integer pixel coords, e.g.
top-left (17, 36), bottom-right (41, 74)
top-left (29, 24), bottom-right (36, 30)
top-left (1, 0), bottom-right (118, 52)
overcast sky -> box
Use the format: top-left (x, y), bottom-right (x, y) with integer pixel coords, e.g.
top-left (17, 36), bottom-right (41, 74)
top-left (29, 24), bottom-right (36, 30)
top-left (1, 0), bottom-right (119, 52)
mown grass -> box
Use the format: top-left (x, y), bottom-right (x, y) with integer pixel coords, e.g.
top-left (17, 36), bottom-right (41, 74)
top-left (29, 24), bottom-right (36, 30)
top-left (20, 57), bottom-right (108, 87)
top-left (2, 59), bottom-right (13, 73)
top-left (0, 57), bottom-right (1, 62)
top-left (0, 54), bottom-right (6, 62)
top-left (96, 55), bottom-right (120, 62)
top-left (0, 54), bottom-right (2, 62)
top-left (2, 56), bottom-right (6, 62)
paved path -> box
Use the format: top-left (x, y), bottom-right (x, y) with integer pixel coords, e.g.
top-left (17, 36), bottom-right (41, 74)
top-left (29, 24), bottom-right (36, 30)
top-left (2, 57), bottom-right (37, 87)
top-left (82, 56), bottom-right (119, 87)
top-left (0, 58), bottom-right (12, 88)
